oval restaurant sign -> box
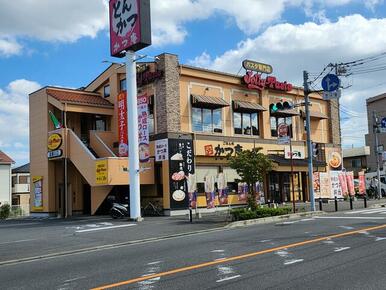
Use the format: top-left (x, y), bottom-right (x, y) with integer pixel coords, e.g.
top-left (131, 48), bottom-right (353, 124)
top-left (48, 133), bottom-right (62, 151)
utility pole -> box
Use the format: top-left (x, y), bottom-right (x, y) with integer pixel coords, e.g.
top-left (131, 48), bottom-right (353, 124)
top-left (373, 111), bottom-right (382, 199)
top-left (303, 71), bottom-right (316, 211)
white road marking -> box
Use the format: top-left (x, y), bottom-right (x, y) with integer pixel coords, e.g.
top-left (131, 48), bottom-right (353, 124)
top-left (211, 249), bottom-right (225, 253)
top-left (375, 237), bottom-right (386, 241)
top-left (314, 216), bottom-right (385, 220)
top-left (322, 240), bottom-right (335, 244)
top-left (63, 276), bottom-right (86, 283)
top-left (218, 266), bottom-right (234, 275)
top-left (147, 261), bottom-right (162, 265)
top-left (259, 239), bottom-right (271, 243)
top-left (75, 224), bottom-right (136, 233)
top-left (284, 259), bottom-right (304, 265)
top-left (215, 257), bottom-right (226, 261)
top-left (0, 238), bottom-right (37, 245)
top-left (275, 250), bottom-right (289, 257)
top-left (216, 275), bottom-right (241, 283)
top-left (300, 218), bottom-right (315, 222)
top-left (345, 208), bottom-right (386, 214)
top-left (338, 225), bottom-right (354, 230)
top-left (334, 247), bottom-right (350, 252)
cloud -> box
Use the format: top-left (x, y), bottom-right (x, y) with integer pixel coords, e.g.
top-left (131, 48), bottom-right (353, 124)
top-left (188, 14), bottom-right (386, 147)
top-left (0, 79), bottom-right (41, 166)
top-left (0, 0), bottom-right (108, 56)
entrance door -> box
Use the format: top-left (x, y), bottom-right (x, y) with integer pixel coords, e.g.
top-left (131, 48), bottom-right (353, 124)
top-left (83, 184), bottom-right (91, 215)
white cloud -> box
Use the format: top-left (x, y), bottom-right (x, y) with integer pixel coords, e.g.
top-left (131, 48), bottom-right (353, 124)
top-left (0, 79), bottom-right (41, 166)
top-left (189, 14), bottom-right (386, 147)
top-left (364, 0), bottom-right (384, 12)
top-left (0, 0), bottom-right (108, 56)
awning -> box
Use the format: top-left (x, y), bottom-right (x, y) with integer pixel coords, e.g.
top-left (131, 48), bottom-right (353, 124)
top-left (268, 154), bottom-right (326, 167)
top-left (271, 108), bottom-right (300, 116)
top-left (301, 110), bottom-right (328, 119)
top-left (233, 100), bottom-right (267, 113)
top-left (191, 94), bottom-right (229, 109)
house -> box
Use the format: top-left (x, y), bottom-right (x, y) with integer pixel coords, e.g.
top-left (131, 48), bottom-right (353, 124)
top-left (12, 163), bottom-right (30, 213)
top-left (0, 150), bottom-right (15, 205)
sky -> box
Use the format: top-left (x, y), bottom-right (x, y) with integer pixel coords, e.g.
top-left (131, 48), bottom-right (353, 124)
top-left (1, 0), bottom-right (386, 167)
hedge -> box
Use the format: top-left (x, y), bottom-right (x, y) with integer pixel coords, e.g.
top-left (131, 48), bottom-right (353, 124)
top-left (231, 206), bottom-right (292, 221)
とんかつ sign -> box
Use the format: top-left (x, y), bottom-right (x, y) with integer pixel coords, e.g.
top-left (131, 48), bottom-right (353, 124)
top-left (109, 0), bottom-right (151, 57)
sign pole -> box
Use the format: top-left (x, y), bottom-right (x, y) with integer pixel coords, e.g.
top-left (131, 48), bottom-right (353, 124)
top-left (289, 137), bottom-right (296, 213)
top-left (126, 50), bottom-right (142, 221)
top-left (304, 71), bottom-right (316, 211)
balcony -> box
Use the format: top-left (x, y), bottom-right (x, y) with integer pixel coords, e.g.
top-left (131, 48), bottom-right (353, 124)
top-left (12, 184), bottom-right (30, 194)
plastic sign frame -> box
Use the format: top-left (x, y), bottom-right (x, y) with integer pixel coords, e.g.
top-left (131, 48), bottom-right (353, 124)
top-left (242, 60), bottom-right (273, 74)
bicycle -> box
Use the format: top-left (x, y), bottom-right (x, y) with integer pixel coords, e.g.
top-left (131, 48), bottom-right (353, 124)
top-left (141, 201), bottom-right (163, 216)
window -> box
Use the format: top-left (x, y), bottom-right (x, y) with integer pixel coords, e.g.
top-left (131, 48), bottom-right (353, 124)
top-left (234, 112), bottom-right (259, 136)
top-left (192, 107), bottom-right (222, 133)
top-left (103, 85), bottom-right (110, 98)
top-left (120, 78), bottom-right (126, 91)
top-left (270, 116), bottom-right (292, 137)
top-left (351, 159), bottom-right (362, 168)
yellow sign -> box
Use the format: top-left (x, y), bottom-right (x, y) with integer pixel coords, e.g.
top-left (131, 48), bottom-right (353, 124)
top-left (48, 133), bottom-right (62, 151)
top-left (96, 160), bottom-right (108, 184)
top-left (242, 59), bottom-right (273, 74)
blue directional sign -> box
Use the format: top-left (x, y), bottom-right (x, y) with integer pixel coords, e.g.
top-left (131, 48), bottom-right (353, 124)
top-left (321, 74), bottom-right (340, 92)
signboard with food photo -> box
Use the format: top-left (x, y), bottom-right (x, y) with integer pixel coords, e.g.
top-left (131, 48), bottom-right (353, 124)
top-left (328, 150), bottom-right (342, 169)
top-left (168, 138), bottom-right (195, 209)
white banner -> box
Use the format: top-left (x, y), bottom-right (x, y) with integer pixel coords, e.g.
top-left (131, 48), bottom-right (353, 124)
top-left (284, 146), bottom-right (305, 159)
top-left (330, 171), bottom-right (343, 198)
top-left (155, 139), bottom-right (169, 162)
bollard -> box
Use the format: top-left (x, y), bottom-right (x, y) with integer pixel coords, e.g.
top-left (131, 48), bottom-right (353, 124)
top-left (364, 196), bottom-right (367, 208)
top-left (349, 196), bottom-right (353, 210)
top-left (335, 196), bottom-right (338, 212)
top-left (319, 198), bottom-right (323, 211)
top-left (189, 208), bottom-right (193, 223)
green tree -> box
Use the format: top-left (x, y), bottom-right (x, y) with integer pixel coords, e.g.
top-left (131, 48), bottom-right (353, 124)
top-left (229, 147), bottom-right (273, 210)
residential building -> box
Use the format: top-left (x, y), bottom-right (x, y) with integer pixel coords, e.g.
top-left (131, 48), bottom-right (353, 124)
top-left (29, 53), bottom-right (341, 217)
top-left (0, 150), bottom-right (15, 205)
top-left (365, 93), bottom-right (386, 172)
top-left (343, 146), bottom-right (370, 177)
top-left (11, 163), bottom-right (30, 213)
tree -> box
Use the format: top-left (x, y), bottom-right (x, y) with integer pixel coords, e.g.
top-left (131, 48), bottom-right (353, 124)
top-left (229, 147), bottom-right (273, 209)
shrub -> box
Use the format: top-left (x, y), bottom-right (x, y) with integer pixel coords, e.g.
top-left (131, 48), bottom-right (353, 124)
top-left (0, 204), bottom-right (11, 219)
top-left (231, 206), bottom-right (292, 221)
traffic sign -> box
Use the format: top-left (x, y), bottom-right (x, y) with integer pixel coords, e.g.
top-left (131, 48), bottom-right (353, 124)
top-left (381, 117), bottom-right (386, 133)
top-left (323, 89), bottom-right (341, 100)
top-left (321, 74), bottom-right (340, 92)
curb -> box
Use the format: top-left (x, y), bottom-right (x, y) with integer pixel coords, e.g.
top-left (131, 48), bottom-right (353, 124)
top-left (369, 203), bottom-right (386, 209)
top-left (225, 211), bottom-right (324, 229)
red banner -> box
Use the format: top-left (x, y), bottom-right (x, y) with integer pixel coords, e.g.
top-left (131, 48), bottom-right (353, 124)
top-left (346, 171), bottom-right (355, 196)
top-left (137, 94), bottom-right (150, 162)
top-left (118, 91), bottom-right (128, 157)
top-left (358, 171), bottom-right (366, 195)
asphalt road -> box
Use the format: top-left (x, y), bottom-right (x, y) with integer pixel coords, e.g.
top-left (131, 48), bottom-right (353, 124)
top-left (2, 208), bottom-right (386, 289)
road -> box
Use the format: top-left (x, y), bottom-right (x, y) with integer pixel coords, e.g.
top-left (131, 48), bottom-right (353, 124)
top-left (1, 208), bottom-right (386, 289)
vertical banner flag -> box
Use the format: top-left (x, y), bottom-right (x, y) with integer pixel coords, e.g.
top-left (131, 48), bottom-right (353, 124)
top-left (137, 94), bottom-right (150, 162)
top-left (319, 172), bottom-right (331, 198)
top-left (330, 171), bottom-right (343, 198)
top-left (32, 176), bottom-right (43, 210)
top-left (117, 91), bottom-right (128, 157)
top-left (313, 172), bottom-right (321, 198)
top-left (346, 171), bottom-right (355, 196)
top-left (338, 171), bottom-right (348, 197)
top-left (358, 171), bottom-right (366, 195)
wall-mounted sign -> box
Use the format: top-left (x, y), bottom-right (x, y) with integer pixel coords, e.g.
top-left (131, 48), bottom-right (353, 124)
top-left (137, 65), bottom-right (163, 87)
top-left (47, 133), bottom-right (62, 151)
top-left (109, 0), bottom-right (151, 57)
top-left (328, 151), bottom-right (342, 169)
top-left (47, 149), bottom-right (62, 159)
top-left (155, 139), bottom-right (169, 162)
top-left (203, 142), bottom-right (243, 158)
top-left (284, 146), bottom-right (305, 159)
top-left (96, 160), bottom-right (108, 184)
top-left (242, 60), bottom-right (273, 74)
top-left (243, 72), bottom-right (293, 92)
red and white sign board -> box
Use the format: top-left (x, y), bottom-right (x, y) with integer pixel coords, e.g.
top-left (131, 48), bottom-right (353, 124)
top-left (118, 91), bottom-right (128, 157)
top-left (109, 0), bottom-right (151, 57)
top-left (137, 94), bottom-right (150, 162)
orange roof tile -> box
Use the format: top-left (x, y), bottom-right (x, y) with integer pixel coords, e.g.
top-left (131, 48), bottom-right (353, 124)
top-left (0, 151), bottom-right (14, 164)
top-left (46, 88), bottom-right (113, 107)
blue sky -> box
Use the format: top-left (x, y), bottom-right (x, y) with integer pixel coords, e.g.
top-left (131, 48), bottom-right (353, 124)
top-left (1, 0), bottom-right (386, 167)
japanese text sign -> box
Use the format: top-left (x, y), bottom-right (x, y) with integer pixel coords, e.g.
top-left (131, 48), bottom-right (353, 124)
top-left (137, 94), bottom-right (150, 162)
top-left (117, 91), bottom-right (128, 157)
top-left (109, 0), bottom-right (151, 57)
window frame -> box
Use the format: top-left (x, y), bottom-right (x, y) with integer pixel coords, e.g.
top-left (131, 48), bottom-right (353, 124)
top-left (192, 107), bottom-right (223, 134)
top-left (103, 85), bottom-right (110, 98)
top-left (270, 115), bottom-right (293, 137)
top-left (233, 111), bottom-right (259, 136)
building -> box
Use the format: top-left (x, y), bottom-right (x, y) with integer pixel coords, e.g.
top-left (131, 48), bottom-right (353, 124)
top-left (0, 150), bottom-right (15, 205)
top-left (343, 146), bottom-right (369, 178)
top-left (365, 93), bottom-right (386, 173)
top-left (29, 53), bottom-right (341, 217)
top-left (11, 163), bottom-right (30, 213)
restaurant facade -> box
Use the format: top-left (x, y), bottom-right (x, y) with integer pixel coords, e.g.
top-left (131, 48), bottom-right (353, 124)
top-left (29, 53), bottom-right (341, 216)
